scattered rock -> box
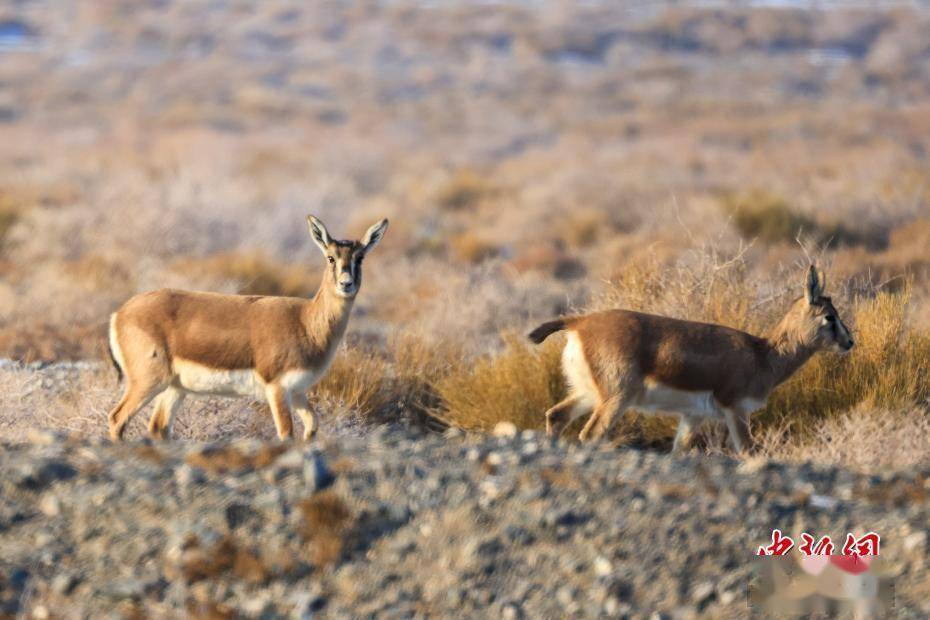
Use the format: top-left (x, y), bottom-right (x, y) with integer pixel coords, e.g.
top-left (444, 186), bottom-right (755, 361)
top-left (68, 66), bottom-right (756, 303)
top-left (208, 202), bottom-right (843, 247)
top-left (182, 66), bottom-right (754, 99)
top-left (493, 422), bottom-right (518, 438)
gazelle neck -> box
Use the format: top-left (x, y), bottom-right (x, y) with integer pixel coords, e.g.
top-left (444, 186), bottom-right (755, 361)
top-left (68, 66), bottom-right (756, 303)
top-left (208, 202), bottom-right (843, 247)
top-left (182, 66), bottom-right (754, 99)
top-left (764, 309), bottom-right (816, 389)
top-left (302, 280), bottom-right (355, 347)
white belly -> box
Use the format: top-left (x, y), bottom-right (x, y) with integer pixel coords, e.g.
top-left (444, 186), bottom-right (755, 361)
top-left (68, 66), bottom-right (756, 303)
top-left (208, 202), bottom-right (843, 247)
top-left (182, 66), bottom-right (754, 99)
top-left (636, 379), bottom-right (720, 419)
top-left (278, 368), bottom-right (324, 394)
top-left (173, 359), bottom-right (265, 398)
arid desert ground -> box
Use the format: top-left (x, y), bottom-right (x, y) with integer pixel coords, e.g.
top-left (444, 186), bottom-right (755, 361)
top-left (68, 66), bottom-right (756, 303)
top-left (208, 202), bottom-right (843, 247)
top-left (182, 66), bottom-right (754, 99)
top-left (0, 1), bottom-right (929, 617)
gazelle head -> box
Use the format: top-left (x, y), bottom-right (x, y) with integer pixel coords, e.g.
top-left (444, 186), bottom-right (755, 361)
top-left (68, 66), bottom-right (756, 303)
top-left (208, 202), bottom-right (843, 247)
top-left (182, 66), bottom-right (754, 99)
top-left (787, 265), bottom-right (854, 354)
top-left (307, 215), bottom-right (389, 298)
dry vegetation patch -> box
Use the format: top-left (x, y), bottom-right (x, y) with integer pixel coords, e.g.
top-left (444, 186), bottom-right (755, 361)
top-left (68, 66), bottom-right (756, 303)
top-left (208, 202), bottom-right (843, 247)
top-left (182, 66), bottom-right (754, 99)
top-left (433, 333), bottom-right (564, 432)
top-left (172, 252), bottom-right (318, 298)
top-left (299, 490), bottom-right (353, 569)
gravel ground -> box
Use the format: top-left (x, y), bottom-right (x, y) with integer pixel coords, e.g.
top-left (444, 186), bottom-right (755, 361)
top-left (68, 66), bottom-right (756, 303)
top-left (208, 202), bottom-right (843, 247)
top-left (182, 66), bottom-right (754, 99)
top-left (1, 426), bottom-right (929, 619)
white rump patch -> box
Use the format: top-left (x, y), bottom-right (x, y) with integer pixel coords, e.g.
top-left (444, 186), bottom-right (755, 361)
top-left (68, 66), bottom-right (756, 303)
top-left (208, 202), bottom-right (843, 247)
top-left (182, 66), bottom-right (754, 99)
top-left (636, 378), bottom-right (721, 419)
top-left (173, 359), bottom-right (266, 399)
top-left (563, 332), bottom-right (600, 407)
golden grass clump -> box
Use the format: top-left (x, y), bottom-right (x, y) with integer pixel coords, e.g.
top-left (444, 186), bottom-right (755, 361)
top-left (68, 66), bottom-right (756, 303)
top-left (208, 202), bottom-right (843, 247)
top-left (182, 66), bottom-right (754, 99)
top-left (433, 333), bottom-right (564, 432)
top-left (311, 347), bottom-right (392, 419)
top-left (312, 335), bottom-right (462, 428)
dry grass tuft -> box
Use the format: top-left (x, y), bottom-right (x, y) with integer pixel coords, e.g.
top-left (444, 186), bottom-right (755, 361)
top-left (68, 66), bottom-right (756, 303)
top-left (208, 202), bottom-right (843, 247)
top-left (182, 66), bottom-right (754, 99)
top-left (312, 347), bottom-right (391, 419)
top-left (312, 335), bottom-right (461, 428)
top-left (299, 490), bottom-right (353, 569)
top-left (433, 333), bottom-right (564, 432)
top-left (760, 407), bottom-right (930, 473)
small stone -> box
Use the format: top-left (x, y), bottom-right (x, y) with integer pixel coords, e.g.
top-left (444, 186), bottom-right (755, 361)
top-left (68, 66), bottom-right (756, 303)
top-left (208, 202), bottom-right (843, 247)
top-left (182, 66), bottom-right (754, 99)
top-left (691, 581), bottom-right (715, 604)
top-left (594, 556), bottom-right (612, 577)
top-left (604, 597), bottom-right (619, 615)
top-left (904, 531), bottom-right (927, 553)
top-left (25, 430), bottom-right (64, 446)
top-left (174, 464), bottom-right (205, 488)
top-left (556, 586), bottom-right (574, 607)
top-left (502, 602), bottom-right (522, 620)
top-left (303, 451), bottom-right (335, 492)
top-left (39, 494), bottom-right (61, 517)
top-left (51, 573), bottom-right (78, 595)
top-left (31, 605), bottom-right (49, 620)
top-left (493, 422), bottom-right (518, 438)
top-left (718, 590), bottom-right (737, 605)
top-left (273, 448), bottom-right (304, 470)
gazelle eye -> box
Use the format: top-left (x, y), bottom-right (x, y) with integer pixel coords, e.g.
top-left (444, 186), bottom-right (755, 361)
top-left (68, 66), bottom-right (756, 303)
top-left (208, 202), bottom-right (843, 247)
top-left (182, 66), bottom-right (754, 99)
top-left (825, 315), bottom-right (836, 322)
top-left (327, 256), bottom-right (335, 265)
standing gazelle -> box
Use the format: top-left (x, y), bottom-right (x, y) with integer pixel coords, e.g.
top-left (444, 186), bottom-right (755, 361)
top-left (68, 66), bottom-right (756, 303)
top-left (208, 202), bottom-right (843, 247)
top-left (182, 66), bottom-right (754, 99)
top-left (529, 266), bottom-right (853, 453)
top-left (106, 215), bottom-right (388, 441)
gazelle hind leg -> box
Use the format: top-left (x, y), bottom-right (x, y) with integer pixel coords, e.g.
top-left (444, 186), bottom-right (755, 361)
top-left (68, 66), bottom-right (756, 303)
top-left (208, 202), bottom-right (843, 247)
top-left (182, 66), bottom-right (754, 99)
top-left (108, 380), bottom-right (167, 441)
top-left (291, 392), bottom-right (318, 441)
top-left (265, 384), bottom-right (294, 440)
top-left (544, 395), bottom-right (591, 438)
top-left (578, 392), bottom-right (637, 442)
top-left (672, 415), bottom-right (698, 453)
top-left (147, 387), bottom-right (185, 440)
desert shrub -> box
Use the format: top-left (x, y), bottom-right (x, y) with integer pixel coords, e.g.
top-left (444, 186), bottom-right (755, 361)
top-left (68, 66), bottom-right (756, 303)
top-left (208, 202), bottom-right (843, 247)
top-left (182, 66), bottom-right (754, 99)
top-left (723, 190), bottom-right (815, 245)
top-left (435, 169), bottom-right (497, 211)
top-left (63, 254), bottom-right (134, 293)
top-left (173, 252), bottom-right (318, 297)
top-left (451, 231), bottom-right (500, 264)
top-left (432, 333), bottom-right (564, 432)
top-left (723, 190), bottom-right (886, 249)
top-left (0, 205), bottom-right (17, 253)
top-left (561, 208), bottom-right (612, 248)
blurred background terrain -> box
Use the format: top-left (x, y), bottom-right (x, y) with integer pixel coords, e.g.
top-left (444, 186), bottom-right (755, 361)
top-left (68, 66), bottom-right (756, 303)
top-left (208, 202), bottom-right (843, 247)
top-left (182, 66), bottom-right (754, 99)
top-left (0, 1), bottom-right (928, 467)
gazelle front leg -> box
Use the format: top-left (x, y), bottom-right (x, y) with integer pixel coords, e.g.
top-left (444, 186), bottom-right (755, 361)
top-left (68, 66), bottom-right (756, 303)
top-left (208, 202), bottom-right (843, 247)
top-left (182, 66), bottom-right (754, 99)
top-left (578, 393), bottom-right (635, 442)
top-left (265, 384), bottom-right (294, 440)
top-left (291, 392), bottom-right (318, 441)
top-left (722, 407), bottom-right (754, 454)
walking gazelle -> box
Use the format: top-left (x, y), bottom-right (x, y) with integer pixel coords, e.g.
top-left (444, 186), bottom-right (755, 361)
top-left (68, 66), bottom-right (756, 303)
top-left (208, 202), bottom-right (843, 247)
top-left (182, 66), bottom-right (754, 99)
top-left (529, 266), bottom-right (853, 453)
top-left (106, 215), bottom-right (388, 441)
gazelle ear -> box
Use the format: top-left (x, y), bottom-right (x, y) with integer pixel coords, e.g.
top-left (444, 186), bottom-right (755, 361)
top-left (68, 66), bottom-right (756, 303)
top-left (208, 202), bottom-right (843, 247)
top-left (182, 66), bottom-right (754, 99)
top-left (361, 218), bottom-right (389, 252)
top-left (307, 215), bottom-right (332, 254)
top-left (805, 265), bottom-right (822, 304)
